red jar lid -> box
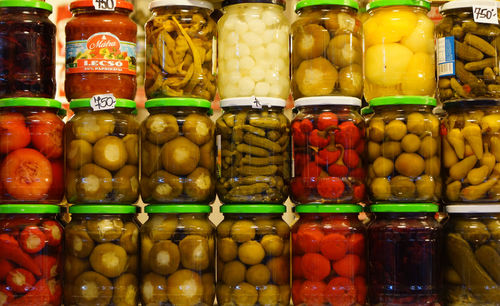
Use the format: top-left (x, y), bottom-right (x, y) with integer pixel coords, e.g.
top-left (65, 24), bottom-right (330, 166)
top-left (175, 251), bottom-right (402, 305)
top-left (69, 0), bottom-right (134, 11)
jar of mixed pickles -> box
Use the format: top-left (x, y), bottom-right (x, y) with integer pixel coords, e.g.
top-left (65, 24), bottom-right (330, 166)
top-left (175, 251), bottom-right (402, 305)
top-left (65, 99), bottom-right (139, 204)
top-left (216, 204), bottom-right (290, 306)
top-left (0, 205), bottom-right (63, 305)
top-left (291, 97), bottom-right (365, 204)
top-left (140, 205), bottom-right (215, 305)
top-left (291, 204), bottom-right (367, 306)
top-left (366, 96), bottom-right (441, 203)
top-left (64, 205), bottom-right (139, 306)
top-left (145, 0), bottom-right (216, 101)
top-left (217, 0), bottom-right (290, 99)
top-left (216, 98), bottom-right (290, 204)
top-left (141, 98), bottom-right (215, 204)
top-left (292, 0), bottom-right (362, 99)
top-left (363, 0), bottom-right (435, 101)
top-left (368, 203), bottom-right (442, 305)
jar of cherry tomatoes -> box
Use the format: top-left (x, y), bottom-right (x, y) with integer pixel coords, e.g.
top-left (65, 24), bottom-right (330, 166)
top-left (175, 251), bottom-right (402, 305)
top-left (0, 98), bottom-right (64, 204)
top-left (65, 0), bottom-right (137, 100)
top-left (368, 203), bottom-right (442, 305)
top-left (0, 205), bottom-right (63, 305)
top-left (291, 97), bottom-right (365, 204)
top-left (291, 204), bottom-right (367, 306)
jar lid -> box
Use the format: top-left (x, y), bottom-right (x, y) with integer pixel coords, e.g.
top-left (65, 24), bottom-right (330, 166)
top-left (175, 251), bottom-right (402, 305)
top-left (69, 205), bottom-right (136, 214)
top-left (0, 0), bottom-right (52, 11)
top-left (69, 0), bottom-right (134, 11)
top-left (443, 99), bottom-right (500, 110)
top-left (149, 0), bottom-right (214, 11)
top-left (360, 106), bottom-right (373, 116)
top-left (295, 204), bottom-right (362, 213)
top-left (220, 97), bottom-right (286, 108)
top-left (295, 0), bottom-right (358, 12)
top-left (69, 98), bottom-right (136, 109)
top-left (0, 205), bottom-right (60, 214)
top-left (145, 205), bottom-right (212, 213)
top-left (446, 205), bottom-right (500, 213)
top-left (367, 0), bottom-right (430, 11)
top-left (145, 98), bottom-right (211, 109)
top-left (222, 0), bottom-right (285, 9)
top-left (370, 96), bottom-right (436, 107)
top-left (370, 203), bottom-right (439, 213)
top-left (294, 97), bottom-right (362, 107)
top-left (220, 204), bottom-right (286, 214)
top-left (440, 0), bottom-right (500, 13)
top-left (0, 98), bottom-right (61, 109)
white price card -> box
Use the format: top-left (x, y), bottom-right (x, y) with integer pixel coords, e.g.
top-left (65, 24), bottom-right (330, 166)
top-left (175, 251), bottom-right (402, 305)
top-left (91, 94), bottom-right (116, 111)
top-left (93, 0), bottom-right (116, 11)
top-left (473, 4), bottom-right (499, 24)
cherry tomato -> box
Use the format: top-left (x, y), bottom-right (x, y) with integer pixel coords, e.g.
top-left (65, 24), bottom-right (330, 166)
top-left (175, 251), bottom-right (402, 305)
top-left (28, 112), bottom-right (64, 159)
top-left (0, 113), bottom-right (30, 154)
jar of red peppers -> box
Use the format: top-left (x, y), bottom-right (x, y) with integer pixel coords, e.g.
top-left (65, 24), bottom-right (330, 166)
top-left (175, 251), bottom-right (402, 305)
top-left (0, 98), bottom-right (64, 204)
top-left (65, 0), bottom-right (137, 100)
top-left (0, 0), bottom-right (56, 99)
top-left (291, 204), bottom-right (367, 306)
top-left (291, 97), bottom-right (365, 204)
top-left (0, 205), bottom-right (63, 305)
top-left (368, 203), bottom-right (442, 305)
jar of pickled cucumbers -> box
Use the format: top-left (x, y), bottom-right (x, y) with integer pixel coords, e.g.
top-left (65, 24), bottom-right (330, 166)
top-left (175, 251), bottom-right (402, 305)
top-left (368, 203), bottom-right (442, 305)
top-left (444, 205), bottom-right (500, 304)
top-left (64, 205), bottom-right (139, 306)
top-left (216, 204), bottom-right (290, 306)
top-left (437, 0), bottom-right (500, 103)
top-left (141, 98), bottom-right (215, 204)
top-left (217, 0), bottom-right (290, 99)
top-left (140, 205), bottom-right (215, 305)
top-left (64, 98), bottom-right (139, 204)
top-left (216, 98), bottom-right (290, 204)
top-left (363, 0), bottom-right (435, 101)
top-left (291, 97), bottom-right (365, 204)
top-left (366, 96), bottom-right (441, 203)
top-left (292, 0), bottom-right (362, 99)
top-left (0, 205), bottom-right (63, 305)
top-left (291, 204), bottom-right (367, 306)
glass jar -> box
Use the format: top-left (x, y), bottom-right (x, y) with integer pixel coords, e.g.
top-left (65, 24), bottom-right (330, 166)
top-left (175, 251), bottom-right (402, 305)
top-left (217, 1), bottom-right (290, 99)
top-left (145, 0), bottom-right (216, 101)
top-left (64, 205), bottom-right (139, 306)
top-left (442, 101), bottom-right (500, 204)
top-left (368, 204), bottom-right (442, 305)
top-left (291, 97), bottom-right (366, 204)
top-left (215, 98), bottom-right (291, 204)
top-left (0, 205), bottom-right (63, 305)
top-left (291, 0), bottom-right (362, 99)
top-left (0, 98), bottom-right (64, 204)
top-left (363, 0), bottom-right (435, 101)
top-left (366, 96), bottom-right (441, 203)
top-left (0, 0), bottom-right (56, 99)
top-left (140, 205), bottom-right (215, 305)
top-left (437, 0), bottom-right (500, 103)
top-left (360, 106), bottom-right (374, 122)
top-left (140, 98), bottom-right (215, 204)
top-left (216, 204), bottom-right (290, 306)
top-left (65, 0), bottom-right (137, 101)
top-left (291, 204), bottom-right (367, 306)
top-left (65, 99), bottom-right (139, 204)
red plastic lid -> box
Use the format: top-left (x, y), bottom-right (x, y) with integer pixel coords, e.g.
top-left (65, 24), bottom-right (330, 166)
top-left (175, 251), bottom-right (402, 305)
top-left (70, 0), bottom-right (134, 11)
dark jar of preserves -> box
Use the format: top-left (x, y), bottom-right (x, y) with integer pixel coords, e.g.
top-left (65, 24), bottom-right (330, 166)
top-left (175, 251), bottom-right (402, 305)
top-left (65, 0), bottom-right (137, 100)
top-left (368, 203), bottom-right (443, 305)
top-left (0, 204), bottom-right (63, 305)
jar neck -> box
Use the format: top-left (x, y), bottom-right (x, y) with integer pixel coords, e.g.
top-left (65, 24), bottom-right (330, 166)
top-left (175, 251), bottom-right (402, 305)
top-left (224, 106), bottom-right (284, 113)
top-left (177, 213), bottom-right (209, 219)
top-left (0, 7), bottom-right (51, 17)
top-left (73, 107), bottom-right (135, 115)
top-left (373, 104), bottom-right (434, 114)
top-left (297, 5), bottom-right (357, 16)
top-left (147, 107), bottom-right (208, 116)
top-left (152, 6), bottom-right (210, 16)
top-left (71, 214), bottom-right (133, 221)
top-left (374, 212), bottom-right (437, 220)
top-left (71, 7), bottom-right (131, 16)
top-left (369, 5), bottom-right (427, 15)
top-left (297, 105), bottom-right (360, 114)
top-left (224, 2), bottom-right (284, 13)
top-left (300, 213), bottom-right (359, 221)
top-left (226, 213), bottom-right (281, 220)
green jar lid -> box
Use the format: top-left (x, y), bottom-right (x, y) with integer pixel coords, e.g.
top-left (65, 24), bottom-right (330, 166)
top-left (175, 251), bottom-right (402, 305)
top-left (0, 204), bottom-right (60, 214)
top-left (146, 98), bottom-right (212, 115)
top-left (0, 0), bottom-right (52, 12)
top-left (367, 0), bottom-right (430, 11)
top-left (145, 205), bottom-right (211, 214)
top-left (69, 205), bottom-right (136, 214)
top-left (360, 106), bottom-right (373, 116)
top-left (0, 98), bottom-right (61, 109)
top-left (370, 203), bottom-right (439, 213)
top-left (295, 204), bottom-right (363, 213)
top-left (220, 204), bottom-right (286, 214)
top-left (295, 0), bottom-right (358, 12)
top-left (370, 96), bottom-right (436, 107)
top-left (69, 98), bottom-right (136, 109)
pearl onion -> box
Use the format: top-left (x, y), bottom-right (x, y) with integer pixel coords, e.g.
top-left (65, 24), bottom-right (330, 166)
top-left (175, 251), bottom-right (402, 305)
top-left (255, 82), bottom-right (270, 96)
top-left (242, 32), bottom-right (263, 46)
top-left (250, 66), bottom-right (265, 82)
top-left (262, 9), bottom-right (278, 26)
top-left (238, 77), bottom-right (255, 96)
top-left (266, 42), bottom-right (281, 57)
top-left (251, 46), bottom-right (266, 60)
top-left (236, 44), bottom-right (250, 58)
top-left (261, 30), bottom-right (275, 44)
top-left (247, 19), bottom-right (266, 34)
top-left (239, 56), bottom-right (255, 73)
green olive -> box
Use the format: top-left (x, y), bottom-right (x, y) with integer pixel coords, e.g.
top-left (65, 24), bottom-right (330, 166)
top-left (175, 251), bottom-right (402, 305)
top-left (144, 113), bottom-right (179, 145)
top-left (148, 170), bottom-right (183, 202)
top-left (112, 273), bottom-right (138, 306)
top-left (161, 137), bottom-right (200, 176)
top-left (179, 235), bottom-right (210, 270)
top-left (72, 112), bottom-right (115, 143)
top-left (184, 167), bottom-right (214, 202)
top-left (166, 269), bottom-right (203, 305)
top-left (141, 273), bottom-right (168, 305)
top-left (73, 271), bottom-right (113, 305)
top-left (93, 136), bottom-right (128, 171)
top-left (76, 163), bottom-right (113, 202)
top-left (149, 240), bottom-right (180, 275)
top-left (238, 241), bottom-right (265, 265)
top-left (182, 113), bottom-right (214, 145)
top-left (66, 224), bottom-right (94, 258)
top-left (67, 139), bottom-right (93, 170)
top-left (89, 243), bottom-right (128, 278)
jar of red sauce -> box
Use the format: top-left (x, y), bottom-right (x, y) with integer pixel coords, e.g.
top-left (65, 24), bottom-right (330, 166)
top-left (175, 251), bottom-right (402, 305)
top-left (65, 0), bottom-right (137, 101)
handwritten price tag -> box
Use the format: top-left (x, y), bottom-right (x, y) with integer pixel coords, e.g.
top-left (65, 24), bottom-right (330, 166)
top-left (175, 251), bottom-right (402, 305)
top-left (251, 96), bottom-right (262, 109)
top-left (93, 0), bottom-right (116, 11)
top-left (473, 4), bottom-right (498, 24)
top-left (91, 94), bottom-right (116, 111)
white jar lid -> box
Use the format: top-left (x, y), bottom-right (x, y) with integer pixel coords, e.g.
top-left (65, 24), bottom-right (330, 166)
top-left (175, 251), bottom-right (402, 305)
top-left (220, 97), bottom-right (286, 108)
top-left (446, 205), bottom-right (500, 213)
top-left (294, 96), bottom-right (362, 107)
top-left (440, 0), bottom-right (500, 13)
top-left (150, 0), bottom-right (214, 11)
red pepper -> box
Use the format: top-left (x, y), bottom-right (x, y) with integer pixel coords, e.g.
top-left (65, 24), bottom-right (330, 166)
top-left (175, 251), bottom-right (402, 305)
top-left (332, 254), bottom-right (361, 278)
top-left (325, 276), bottom-right (357, 306)
top-left (19, 225), bottom-right (46, 254)
top-left (293, 153), bottom-right (310, 176)
top-left (353, 184), bottom-right (366, 202)
top-left (41, 220), bottom-right (62, 247)
top-left (299, 280), bottom-right (326, 305)
top-left (34, 255), bottom-right (58, 278)
top-left (300, 119), bottom-right (314, 133)
top-left (292, 280), bottom-right (303, 305)
top-left (328, 164), bottom-right (348, 177)
top-left (355, 139), bottom-right (365, 155)
top-left (320, 233), bottom-right (348, 261)
top-left (322, 217), bottom-right (350, 236)
top-left (316, 148), bottom-right (341, 167)
top-left (301, 253), bottom-right (331, 281)
top-left (343, 149), bottom-right (360, 168)
top-left (349, 167), bottom-right (365, 180)
top-left (297, 223), bottom-right (324, 253)
top-left (291, 179), bottom-right (311, 203)
top-left (318, 112), bottom-right (338, 131)
top-left (335, 121), bottom-right (360, 149)
top-left (0, 234), bottom-right (41, 276)
top-left (302, 162), bottom-right (323, 188)
top-left (463, 84), bottom-right (472, 93)
top-left (309, 129), bottom-right (330, 148)
top-left (0, 285), bottom-right (13, 306)
top-left (293, 129), bottom-right (307, 147)
top-left (440, 123), bottom-right (448, 136)
top-left (317, 177), bottom-right (345, 199)
top-left (47, 278), bottom-right (62, 306)
top-left (0, 259), bottom-right (13, 281)
top-left (292, 256), bottom-right (304, 278)
top-left (6, 268), bottom-right (35, 293)
top-left (354, 276), bottom-right (368, 304)
top-left (8, 279), bottom-right (50, 306)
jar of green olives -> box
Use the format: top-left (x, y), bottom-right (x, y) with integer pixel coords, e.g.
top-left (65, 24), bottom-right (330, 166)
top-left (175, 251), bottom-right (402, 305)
top-left (140, 98), bottom-right (215, 204)
top-left (140, 205), bottom-right (215, 305)
top-left (216, 204), bottom-right (290, 306)
top-left (64, 99), bottom-right (139, 204)
top-left (64, 205), bottom-right (139, 306)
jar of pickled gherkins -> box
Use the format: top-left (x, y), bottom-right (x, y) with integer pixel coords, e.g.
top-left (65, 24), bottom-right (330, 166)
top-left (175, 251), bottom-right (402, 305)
top-left (368, 203), bottom-right (442, 305)
top-left (216, 98), bottom-right (290, 204)
top-left (140, 205), bottom-right (215, 305)
top-left (141, 98), bottom-right (215, 204)
top-left (437, 0), bottom-right (500, 103)
top-left (65, 99), bottom-right (139, 204)
top-left (291, 204), bottom-right (367, 306)
top-left (216, 204), bottom-right (290, 306)
top-left (363, 0), bottom-right (435, 101)
top-left (145, 0), bottom-right (216, 101)
top-left (366, 96), bottom-right (441, 203)
top-left (217, 0), bottom-right (290, 99)
top-left (291, 97), bottom-right (365, 204)
top-left (292, 0), bottom-right (362, 99)
top-left (64, 205), bottom-right (139, 306)
top-left (0, 205), bottom-right (63, 305)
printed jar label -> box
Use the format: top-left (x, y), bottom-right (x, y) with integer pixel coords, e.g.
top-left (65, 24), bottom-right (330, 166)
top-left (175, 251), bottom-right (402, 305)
top-left (66, 32), bottom-right (136, 75)
top-left (437, 36), bottom-right (455, 77)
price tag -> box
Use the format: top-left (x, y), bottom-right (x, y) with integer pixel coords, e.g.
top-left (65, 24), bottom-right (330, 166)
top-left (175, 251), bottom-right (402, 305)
top-left (91, 94), bottom-right (116, 111)
top-left (473, 4), bottom-right (498, 24)
top-left (251, 96), bottom-right (262, 109)
top-left (93, 0), bottom-right (116, 11)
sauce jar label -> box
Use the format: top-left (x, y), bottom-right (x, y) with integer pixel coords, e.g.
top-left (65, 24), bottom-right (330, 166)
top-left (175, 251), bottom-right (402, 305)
top-left (437, 37), bottom-right (456, 77)
top-left (66, 32), bottom-right (136, 75)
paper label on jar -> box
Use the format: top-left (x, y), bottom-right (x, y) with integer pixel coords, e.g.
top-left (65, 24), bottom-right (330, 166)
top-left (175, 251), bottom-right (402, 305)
top-left (93, 0), bottom-right (116, 11)
top-left (473, 4), bottom-right (499, 25)
top-left (91, 94), bottom-right (116, 111)
top-left (66, 32), bottom-right (136, 75)
top-left (437, 37), bottom-right (456, 77)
